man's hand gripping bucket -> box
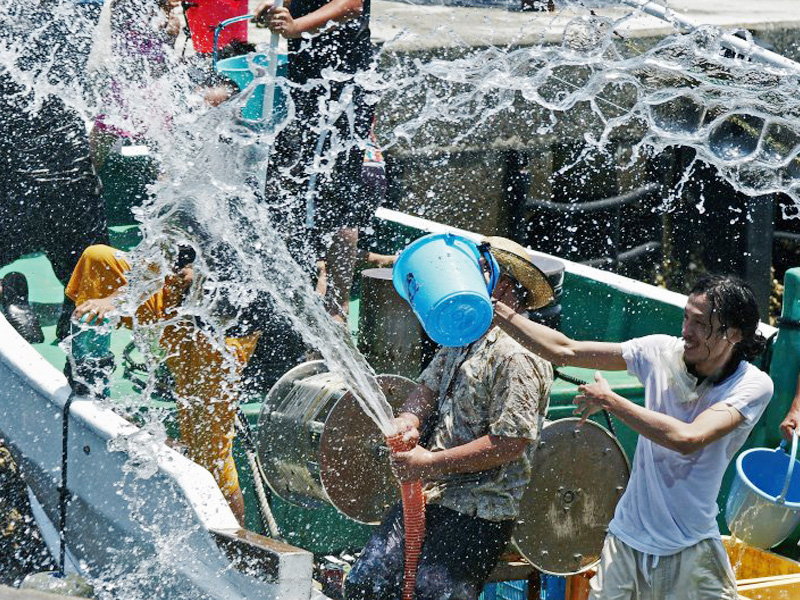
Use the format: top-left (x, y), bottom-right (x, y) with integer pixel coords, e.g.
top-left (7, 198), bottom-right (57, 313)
top-left (386, 433), bottom-right (426, 600)
top-left (726, 428), bottom-right (800, 548)
top-left (392, 233), bottom-right (499, 347)
top-left (213, 14), bottom-right (288, 126)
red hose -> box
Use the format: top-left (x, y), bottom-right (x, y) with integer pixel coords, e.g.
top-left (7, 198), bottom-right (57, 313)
top-left (386, 435), bottom-right (426, 600)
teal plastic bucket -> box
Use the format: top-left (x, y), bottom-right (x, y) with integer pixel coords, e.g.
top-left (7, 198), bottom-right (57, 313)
top-left (216, 52), bottom-right (289, 123)
top-left (725, 430), bottom-right (800, 548)
top-left (392, 233), bottom-right (499, 347)
top-left (70, 316), bottom-right (111, 362)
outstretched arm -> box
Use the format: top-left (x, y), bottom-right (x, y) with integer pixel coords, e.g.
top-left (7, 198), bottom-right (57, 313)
top-left (253, 0), bottom-right (363, 39)
top-left (575, 372), bottom-right (744, 454)
top-left (494, 302), bottom-right (627, 371)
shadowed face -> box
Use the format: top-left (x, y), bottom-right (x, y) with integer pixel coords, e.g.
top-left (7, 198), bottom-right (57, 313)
top-left (491, 273), bottom-right (526, 311)
top-left (681, 293), bottom-right (742, 376)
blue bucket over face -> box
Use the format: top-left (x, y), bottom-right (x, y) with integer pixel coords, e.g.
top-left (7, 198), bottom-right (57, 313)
top-left (392, 233), bottom-right (499, 347)
top-left (216, 53), bottom-right (289, 123)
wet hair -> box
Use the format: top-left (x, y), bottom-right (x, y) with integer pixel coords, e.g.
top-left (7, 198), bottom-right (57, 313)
top-left (217, 40), bottom-right (256, 61)
top-left (186, 40), bottom-right (257, 93)
top-left (689, 274), bottom-right (766, 362)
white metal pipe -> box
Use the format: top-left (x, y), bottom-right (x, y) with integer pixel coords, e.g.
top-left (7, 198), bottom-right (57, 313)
top-left (620, 0), bottom-right (800, 75)
top-left (263, 0), bottom-right (285, 125)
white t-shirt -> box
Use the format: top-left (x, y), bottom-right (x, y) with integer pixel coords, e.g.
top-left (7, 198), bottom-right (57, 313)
top-left (608, 335), bottom-right (773, 556)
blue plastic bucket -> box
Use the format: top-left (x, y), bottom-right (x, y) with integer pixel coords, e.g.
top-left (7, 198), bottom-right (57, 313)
top-left (725, 430), bottom-right (800, 548)
top-left (216, 53), bottom-right (289, 123)
top-left (540, 575), bottom-right (566, 600)
top-left (392, 233), bottom-right (499, 347)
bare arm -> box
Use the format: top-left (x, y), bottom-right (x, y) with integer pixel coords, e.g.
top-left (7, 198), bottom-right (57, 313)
top-left (388, 383), bottom-right (437, 446)
top-left (391, 434), bottom-right (529, 482)
top-left (254, 0), bottom-right (362, 39)
top-left (73, 293), bottom-right (123, 324)
top-left (780, 372), bottom-right (800, 441)
top-left (575, 372), bottom-right (745, 455)
top-left (72, 265), bottom-right (194, 324)
top-left (494, 301), bottom-right (627, 371)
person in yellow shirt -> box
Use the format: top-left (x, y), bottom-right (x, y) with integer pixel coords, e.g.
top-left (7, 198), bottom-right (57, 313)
top-left (65, 244), bottom-right (258, 525)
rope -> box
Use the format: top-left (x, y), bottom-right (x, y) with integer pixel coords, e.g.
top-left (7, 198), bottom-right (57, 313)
top-left (235, 409), bottom-right (281, 539)
top-left (777, 317), bottom-right (800, 330)
top-left (59, 393), bottom-right (76, 572)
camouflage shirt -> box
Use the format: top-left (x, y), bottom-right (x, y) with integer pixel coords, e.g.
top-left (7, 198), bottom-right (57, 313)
top-left (418, 326), bottom-right (552, 522)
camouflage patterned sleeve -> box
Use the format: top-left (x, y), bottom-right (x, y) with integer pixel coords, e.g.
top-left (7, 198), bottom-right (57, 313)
top-left (488, 353), bottom-right (551, 441)
top-left (417, 347), bottom-right (449, 393)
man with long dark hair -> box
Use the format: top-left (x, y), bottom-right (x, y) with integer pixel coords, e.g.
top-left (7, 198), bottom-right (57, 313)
top-left (493, 274), bottom-right (773, 599)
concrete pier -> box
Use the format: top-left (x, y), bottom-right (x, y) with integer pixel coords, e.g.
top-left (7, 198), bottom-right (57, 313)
top-left (371, 0), bottom-right (800, 53)
top-left (0, 585), bottom-right (85, 600)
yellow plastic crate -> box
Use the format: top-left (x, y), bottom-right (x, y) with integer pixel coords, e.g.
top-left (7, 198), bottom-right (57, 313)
top-left (724, 537), bottom-right (800, 600)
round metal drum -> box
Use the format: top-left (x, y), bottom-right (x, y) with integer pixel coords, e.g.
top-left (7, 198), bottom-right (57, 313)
top-left (513, 418), bottom-right (630, 576)
top-left (256, 360), bottom-right (414, 523)
top-left (357, 267), bottom-right (436, 379)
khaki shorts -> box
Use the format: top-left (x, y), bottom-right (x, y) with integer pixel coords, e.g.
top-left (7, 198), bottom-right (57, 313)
top-left (589, 534), bottom-right (738, 600)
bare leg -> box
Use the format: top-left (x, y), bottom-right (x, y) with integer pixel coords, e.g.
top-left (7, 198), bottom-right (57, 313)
top-left (228, 488), bottom-right (246, 527)
top-left (325, 226), bottom-right (359, 323)
top-left (363, 251), bottom-right (396, 268)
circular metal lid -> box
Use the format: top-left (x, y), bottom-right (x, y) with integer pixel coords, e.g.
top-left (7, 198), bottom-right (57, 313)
top-left (319, 374), bottom-right (416, 524)
top-left (513, 418), bottom-right (630, 576)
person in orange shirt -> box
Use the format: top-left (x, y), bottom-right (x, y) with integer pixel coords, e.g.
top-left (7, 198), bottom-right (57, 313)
top-left (65, 244), bottom-right (258, 525)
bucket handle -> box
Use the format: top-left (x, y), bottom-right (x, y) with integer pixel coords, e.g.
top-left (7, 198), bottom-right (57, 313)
top-left (212, 14), bottom-right (254, 67)
top-left (477, 243), bottom-right (500, 296)
top-left (777, 428), bottom-right (799, 504)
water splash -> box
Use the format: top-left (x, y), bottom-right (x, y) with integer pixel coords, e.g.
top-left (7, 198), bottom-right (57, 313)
top-left (4, 0), bottom-right (800, 594)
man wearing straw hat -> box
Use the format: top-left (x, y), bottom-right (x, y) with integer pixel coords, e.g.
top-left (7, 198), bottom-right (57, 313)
top-left (493, 274), bottom-right (773, 599)
top-left (345, 237), bottom-right (555, 600)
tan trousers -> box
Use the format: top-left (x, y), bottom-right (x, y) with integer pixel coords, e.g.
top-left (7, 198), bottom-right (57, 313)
top-left (588, 534), bottom-right (738, 600)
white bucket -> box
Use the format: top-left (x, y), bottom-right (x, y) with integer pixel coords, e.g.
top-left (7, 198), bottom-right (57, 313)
top-left (725, 429), bottom-right (800, 549)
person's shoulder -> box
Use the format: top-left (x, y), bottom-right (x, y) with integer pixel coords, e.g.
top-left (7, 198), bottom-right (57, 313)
top-left (735, 363), bottom-right (774, 396)
top-left (495, 326), bottom-right (536, 356)
top-left (627, 334), bottom-right (679, 347)
top-left (621, 334), bottom-right (679, 356)
top-left (494, 328), bottom-right (553, 368)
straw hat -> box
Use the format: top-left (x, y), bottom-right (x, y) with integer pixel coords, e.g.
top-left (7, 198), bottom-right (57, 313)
top-left (483, 236), bottom-right (554, 311)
